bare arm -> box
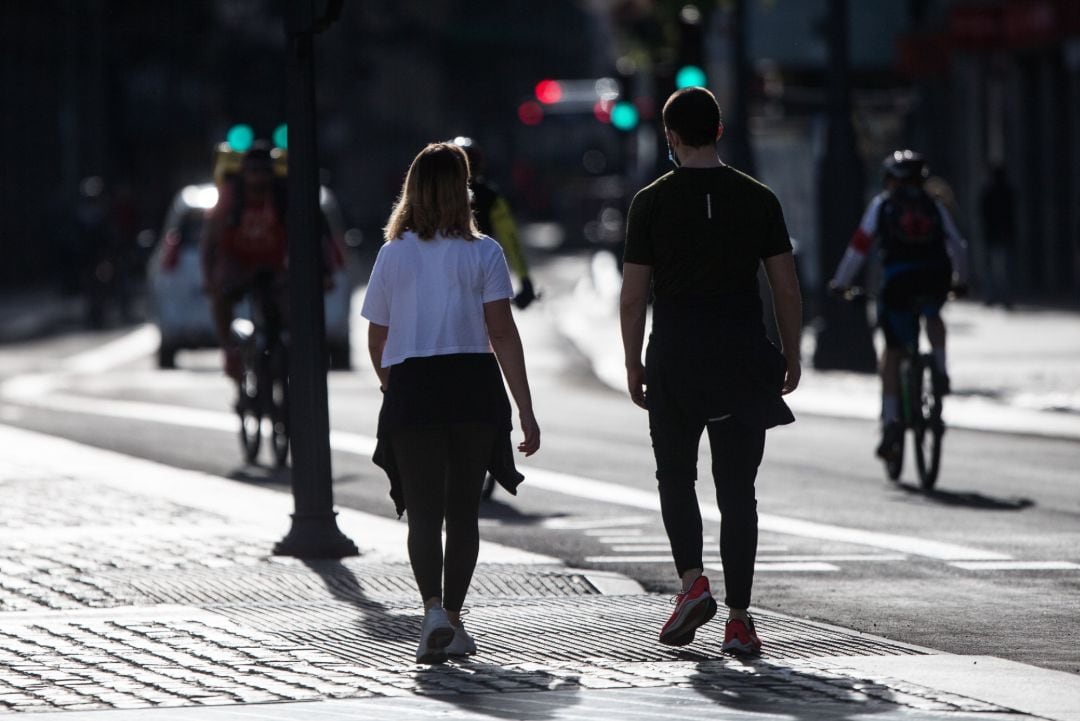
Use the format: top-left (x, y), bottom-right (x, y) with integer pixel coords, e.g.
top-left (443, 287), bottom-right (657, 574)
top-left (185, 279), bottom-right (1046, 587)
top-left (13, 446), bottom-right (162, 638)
top-left (763, 252), bottom-right (803, 394)
top-left (619, 262), bottom-right (652, 409)
top-left (366, 322), bottom-right (390, 390)
top-left (484, 299), bottom-right (540, 456)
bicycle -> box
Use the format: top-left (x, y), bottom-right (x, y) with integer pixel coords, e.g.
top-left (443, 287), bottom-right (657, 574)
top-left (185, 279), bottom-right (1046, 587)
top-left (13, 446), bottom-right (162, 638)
top-left (230, 273), bottom-right (290, 467)
top-left (838, 286), bottom-right (946, 490)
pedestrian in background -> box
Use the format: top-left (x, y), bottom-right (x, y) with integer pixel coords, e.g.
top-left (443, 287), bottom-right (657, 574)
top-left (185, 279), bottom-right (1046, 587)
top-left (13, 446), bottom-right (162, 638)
top-left (979, 164), bottom-right (1016, 309)
top-left (363, 142), bottom-right (540, 664)
top-left (620, 87), bottom-right (801, 655)
top-left (451, 136), bottom-right (537, 310)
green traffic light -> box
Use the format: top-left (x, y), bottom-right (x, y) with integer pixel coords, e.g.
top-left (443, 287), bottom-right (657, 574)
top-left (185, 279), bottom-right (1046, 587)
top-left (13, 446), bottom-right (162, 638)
top-left (675, 65), bottom-right (707, 89)
top-left (610, 101), bottom-right (639, 131)
top-left (273, 123), bottom-right (288, 150)
top-left (226, 124), bottom-right (255, 152)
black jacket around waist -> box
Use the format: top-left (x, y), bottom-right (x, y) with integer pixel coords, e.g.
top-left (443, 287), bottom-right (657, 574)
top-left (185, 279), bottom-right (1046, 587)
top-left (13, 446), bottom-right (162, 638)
top-left (646, 291), bottom-right (794, 430)
top-left (371, 352), bottom-right (523, 517)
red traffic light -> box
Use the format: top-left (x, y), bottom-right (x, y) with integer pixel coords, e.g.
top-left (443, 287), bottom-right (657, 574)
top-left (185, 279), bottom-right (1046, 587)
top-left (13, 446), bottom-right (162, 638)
top-left (534, 79), bottom-right (563, 104)
top-left (518, 101), bottom-right (544, 126)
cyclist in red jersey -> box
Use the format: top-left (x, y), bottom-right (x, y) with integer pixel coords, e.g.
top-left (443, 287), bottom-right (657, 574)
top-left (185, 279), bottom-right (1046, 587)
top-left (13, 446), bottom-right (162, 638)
top-left (201, 142), bottom-right (289, 379)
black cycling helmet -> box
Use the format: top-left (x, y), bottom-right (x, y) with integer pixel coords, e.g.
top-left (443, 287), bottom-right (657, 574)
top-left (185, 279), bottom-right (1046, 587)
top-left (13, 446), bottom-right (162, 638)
top-left (450, 136), bottom-right (485, 176)
top-left (883, 149), bottom-right (929, 181)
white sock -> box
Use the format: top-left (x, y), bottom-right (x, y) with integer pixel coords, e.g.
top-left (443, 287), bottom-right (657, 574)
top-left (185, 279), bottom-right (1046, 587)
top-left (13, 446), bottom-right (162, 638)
top-left (882, 395), bottom-right (900, 424)
top-left (932, 348), bottom-right (947, 375)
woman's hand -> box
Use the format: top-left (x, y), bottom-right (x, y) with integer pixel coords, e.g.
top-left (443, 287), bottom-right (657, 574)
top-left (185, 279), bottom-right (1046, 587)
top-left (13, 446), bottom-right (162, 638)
top-left (517, 409), bottom-right (540, 457)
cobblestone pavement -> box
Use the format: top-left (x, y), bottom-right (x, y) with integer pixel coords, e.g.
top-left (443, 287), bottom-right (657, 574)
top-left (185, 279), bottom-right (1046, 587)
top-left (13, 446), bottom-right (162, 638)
top-left (0, 428), bottom-right (1053, 719)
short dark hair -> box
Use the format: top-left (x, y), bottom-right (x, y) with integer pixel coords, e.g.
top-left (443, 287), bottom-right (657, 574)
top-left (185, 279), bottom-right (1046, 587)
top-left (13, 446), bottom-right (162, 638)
top-left (662, 87), bottom-right (721, 148)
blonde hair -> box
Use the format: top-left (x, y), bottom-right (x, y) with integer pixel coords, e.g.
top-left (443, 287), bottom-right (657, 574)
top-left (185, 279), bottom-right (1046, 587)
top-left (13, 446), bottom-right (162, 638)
top-left (384, 143), bottom-right (480, 241)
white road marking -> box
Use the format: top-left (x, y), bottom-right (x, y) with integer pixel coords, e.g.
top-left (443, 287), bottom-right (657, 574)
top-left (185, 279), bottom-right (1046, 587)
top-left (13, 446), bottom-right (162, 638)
top-left (544, 516), bottom-right (654, 530)
top-left (757, 554), bottom-right (908, 562)
top-left (752, 562), bottom-right (839, 572)
top-left (610, 545), bottom-right (680, 553)
top-left (63, 324), bottom-right (161, 375)
top-left (2, 374), bottom-right (1012, 564)
top-left (949, 561), bottom-right (1080, 571)
top-left (585, 555), bottom-right (724, 564)
top-left (594, 536), bottom-right (716, 544)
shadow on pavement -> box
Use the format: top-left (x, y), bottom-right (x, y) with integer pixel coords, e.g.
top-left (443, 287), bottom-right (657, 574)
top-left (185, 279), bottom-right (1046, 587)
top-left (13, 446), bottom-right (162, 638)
top-left (897, 483), bottom-right (1035, 511)
top-left (413, 666), bottom-right (580, 720)
top-left (480, 495), bottom-right (569, 525)
top-left (227, 464), bottom-right (292, 486)
top-left (302, 560), bottom-right (582, 718)
top-left (690, 657), bottom-right (896, 719)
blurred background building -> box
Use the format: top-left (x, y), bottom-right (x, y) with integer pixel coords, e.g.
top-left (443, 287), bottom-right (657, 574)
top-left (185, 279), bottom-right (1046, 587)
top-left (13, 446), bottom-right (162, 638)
top-left (2, 0), bottom-right (1077, 303)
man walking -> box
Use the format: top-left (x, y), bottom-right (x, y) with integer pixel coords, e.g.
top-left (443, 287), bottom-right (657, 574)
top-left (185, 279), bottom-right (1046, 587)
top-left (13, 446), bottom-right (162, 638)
top-left (619, 87), bottom-right (802, 654)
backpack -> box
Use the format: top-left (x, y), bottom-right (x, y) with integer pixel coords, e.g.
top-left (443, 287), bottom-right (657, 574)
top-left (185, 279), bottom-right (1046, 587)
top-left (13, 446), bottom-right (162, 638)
top-left (877, 187), bottom-right (948, 266)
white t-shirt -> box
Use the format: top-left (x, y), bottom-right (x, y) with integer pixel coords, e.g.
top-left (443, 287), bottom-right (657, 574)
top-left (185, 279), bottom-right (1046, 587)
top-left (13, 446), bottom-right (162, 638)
top-left (361, 231), bottom-right (514, 368)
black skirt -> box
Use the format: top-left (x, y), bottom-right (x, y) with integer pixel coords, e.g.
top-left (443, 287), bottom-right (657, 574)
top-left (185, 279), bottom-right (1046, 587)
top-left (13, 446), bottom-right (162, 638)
top-left (371, 352), bottom-right (524, 517)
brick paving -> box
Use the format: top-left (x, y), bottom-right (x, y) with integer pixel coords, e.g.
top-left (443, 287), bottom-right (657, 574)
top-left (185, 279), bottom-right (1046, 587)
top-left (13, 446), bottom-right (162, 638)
top-left (0, 430), bottom-right (1042, 718)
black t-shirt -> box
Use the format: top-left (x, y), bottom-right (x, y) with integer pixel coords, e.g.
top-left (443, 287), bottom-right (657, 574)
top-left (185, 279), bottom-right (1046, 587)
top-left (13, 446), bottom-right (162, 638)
top-left (623, 165), bottom-right (792, 299)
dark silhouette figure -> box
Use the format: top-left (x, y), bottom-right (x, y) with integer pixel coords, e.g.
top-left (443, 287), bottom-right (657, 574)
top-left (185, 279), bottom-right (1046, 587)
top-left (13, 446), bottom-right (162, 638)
top-left (979, 164), bottom-right (1017, 309)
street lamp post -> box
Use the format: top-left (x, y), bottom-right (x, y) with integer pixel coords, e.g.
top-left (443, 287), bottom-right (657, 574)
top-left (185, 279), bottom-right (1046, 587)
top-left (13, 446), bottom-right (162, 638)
top-left (274, 0), bottom-right (358, 559)
top-left (812, 0), bottom-right (877, 373)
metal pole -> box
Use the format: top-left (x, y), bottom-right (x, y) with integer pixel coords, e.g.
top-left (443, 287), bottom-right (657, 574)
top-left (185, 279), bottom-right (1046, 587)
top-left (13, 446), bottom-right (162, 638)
top-left (812, 0), bottom-right (877, 372)
top-left (727, 0), bottom-right (756, 177)
top-left (274, 0), bottom-right (358, 559)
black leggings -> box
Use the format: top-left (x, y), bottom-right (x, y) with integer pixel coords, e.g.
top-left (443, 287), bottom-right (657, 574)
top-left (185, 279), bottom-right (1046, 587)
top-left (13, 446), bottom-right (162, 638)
top-left (650, 415), bottom-right (766, 610)
top-left (391, 422), bottom-right (496, 612)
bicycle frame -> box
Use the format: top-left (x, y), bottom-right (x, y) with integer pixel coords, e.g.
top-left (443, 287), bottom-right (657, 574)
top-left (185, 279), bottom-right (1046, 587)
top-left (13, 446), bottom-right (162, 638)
top-left (233, 273), bottom-right (290, 467)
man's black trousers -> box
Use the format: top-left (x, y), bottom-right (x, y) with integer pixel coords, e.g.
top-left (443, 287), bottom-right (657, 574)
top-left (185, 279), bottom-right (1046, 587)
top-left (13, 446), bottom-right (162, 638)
top-left (649, 409), bottom-right (766, 610)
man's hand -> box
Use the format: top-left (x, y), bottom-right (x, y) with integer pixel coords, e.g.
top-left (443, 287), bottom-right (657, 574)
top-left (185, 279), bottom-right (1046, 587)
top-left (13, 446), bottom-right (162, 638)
top-left (782, 356), bottom-right (801, 395)
top-left (626, 362), bottom-right (648, 409)
top-left (513, 277), bottom-right (536, 310)
top-left (827, 280), bottom-right (848, 300)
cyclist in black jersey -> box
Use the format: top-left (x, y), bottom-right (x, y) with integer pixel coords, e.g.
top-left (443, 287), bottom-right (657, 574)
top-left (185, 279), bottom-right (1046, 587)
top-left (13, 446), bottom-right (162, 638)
top-left (830, 150), bottom-right (969, 460)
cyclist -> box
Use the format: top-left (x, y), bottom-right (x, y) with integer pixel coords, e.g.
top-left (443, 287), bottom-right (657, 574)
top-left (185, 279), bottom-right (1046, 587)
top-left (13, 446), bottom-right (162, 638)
top-left (830, 150), bottom-right (968, 460)
top-left (451, 137), bottom-right (536, 309)
top-left (201, 141), bottom-right (289, 379)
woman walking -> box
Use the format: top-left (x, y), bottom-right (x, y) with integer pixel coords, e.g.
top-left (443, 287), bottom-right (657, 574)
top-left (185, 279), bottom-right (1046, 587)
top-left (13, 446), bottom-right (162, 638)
top-left (363, 142), bottom-right (540, 664)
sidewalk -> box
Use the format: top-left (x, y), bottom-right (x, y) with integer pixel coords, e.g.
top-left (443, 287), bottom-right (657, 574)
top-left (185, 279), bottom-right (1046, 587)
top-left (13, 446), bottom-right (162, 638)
top-left (0, 423), bottom-right (1077, 719)
top-left (555, 251), bottom-right (1080, 440)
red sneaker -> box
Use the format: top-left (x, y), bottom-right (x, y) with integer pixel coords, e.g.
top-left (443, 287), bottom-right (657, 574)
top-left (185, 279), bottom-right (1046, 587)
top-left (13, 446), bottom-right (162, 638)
top-left (722, 615), bottom-right (762, 655)
top-left (659, 575), bottom-right (717, 646)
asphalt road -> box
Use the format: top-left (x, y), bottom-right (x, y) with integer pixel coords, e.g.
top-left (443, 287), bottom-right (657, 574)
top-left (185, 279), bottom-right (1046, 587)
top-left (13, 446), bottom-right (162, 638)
top-left (1, 253), bottom-right (1077, 676)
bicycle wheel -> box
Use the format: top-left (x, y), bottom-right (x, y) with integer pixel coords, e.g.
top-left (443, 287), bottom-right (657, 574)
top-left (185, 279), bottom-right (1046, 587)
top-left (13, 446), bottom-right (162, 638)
top-left (913, 355), bottom-right (944, 490)
top-left (270, 374), bottom-right (289, 467)
top-left (237, 370), bottom-right (262, 464)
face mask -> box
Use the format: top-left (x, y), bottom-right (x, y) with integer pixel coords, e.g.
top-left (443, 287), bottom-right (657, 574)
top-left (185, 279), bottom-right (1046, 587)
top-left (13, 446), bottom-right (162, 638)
top-left (667, 142), bottom-right (680, 168)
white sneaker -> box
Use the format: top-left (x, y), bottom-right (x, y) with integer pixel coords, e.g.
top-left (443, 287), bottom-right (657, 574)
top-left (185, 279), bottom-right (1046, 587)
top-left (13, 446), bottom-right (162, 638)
top-left (446, 621), bottom-right (477, 656)
top-left (416, 607), bottom-right (454, 664)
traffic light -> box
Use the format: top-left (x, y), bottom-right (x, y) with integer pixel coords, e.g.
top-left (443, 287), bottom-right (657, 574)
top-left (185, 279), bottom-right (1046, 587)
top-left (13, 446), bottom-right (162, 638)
top-left (534, 79), bottom-right (563, 104)
top-left (518, 101), bottom-right (544, 126)
top-left (675, 64), bottom-right (707, 89)
top-left (610, 101), bottom-right (639, 131)
top-left (676, 4), bottom-right (707, 89)
top-left (273, 123), bottom-right (288, 149)
top-left (225, 124), bottom-right (255, 152)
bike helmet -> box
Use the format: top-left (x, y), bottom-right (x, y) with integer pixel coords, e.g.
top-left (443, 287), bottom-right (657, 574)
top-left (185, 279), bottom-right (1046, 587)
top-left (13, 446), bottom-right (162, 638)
top-left (883, 149), bottom-right (928, 181)
top-left (450, 136), bottom-right (485, 176)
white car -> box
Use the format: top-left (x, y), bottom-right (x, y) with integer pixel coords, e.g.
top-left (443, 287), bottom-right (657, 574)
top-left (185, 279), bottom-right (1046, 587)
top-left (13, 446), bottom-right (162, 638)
top-left (147, 183), bottom-right (354, 369)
